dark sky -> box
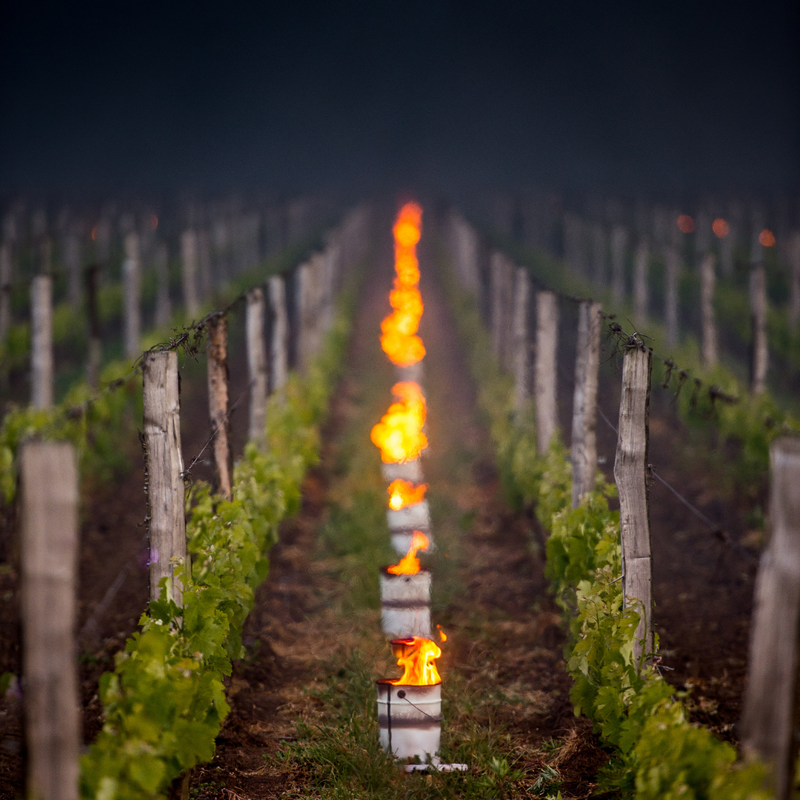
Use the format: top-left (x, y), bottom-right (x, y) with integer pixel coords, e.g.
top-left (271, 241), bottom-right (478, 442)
top-left (1, 0), bottom-right (798, 195)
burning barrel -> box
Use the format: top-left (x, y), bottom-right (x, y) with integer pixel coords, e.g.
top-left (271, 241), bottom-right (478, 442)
top-left (377, 680), bottom-right (441, 761)
top-left (377, 636), bottom-right (442, 762)
top-left (380, 566), bottom-right (431, 638)
top-left (386, 479), bottom-right (432, 554)
top-left (395, 361), bottom-right (424, 386)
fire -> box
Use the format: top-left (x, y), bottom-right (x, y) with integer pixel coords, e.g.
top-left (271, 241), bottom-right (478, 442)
top-left (389, 636), bottom-right (442, 686)
top-left (677, 214), bottom-right (695, 234)
top-left (437, 624), bottom-right (447, 642)
top-left (712, 218), bottom-right (729, 238)
top-left (387, 531), bottom-right (430, 575)
top-left (388, 479), bottom-right (427, 510)
top-left (380, 203), bottom-right (425, 367)
top-left (759, 229), bottom-right (776, 247)
top-left (370, 381), bottom-right (428, 463)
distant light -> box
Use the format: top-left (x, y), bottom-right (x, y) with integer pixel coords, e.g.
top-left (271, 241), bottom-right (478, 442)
top-left (677, 214), bottom-right (695, 234)
top-left (91, 226), bottom-right (97, 242)
top-left (759, 228), bottom-right (776, 247)
top-left (151, 214), bottom-right (158, 231)
top-left (712, 218), bottom-right (729, 238)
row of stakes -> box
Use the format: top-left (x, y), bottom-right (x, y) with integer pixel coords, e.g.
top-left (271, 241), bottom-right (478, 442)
top-left (369, 203), bottom-right (467, 773)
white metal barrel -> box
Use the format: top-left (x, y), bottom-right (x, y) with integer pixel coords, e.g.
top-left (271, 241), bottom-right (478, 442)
top-left (377, 681), bottom-right (441, 761)
top-left (380, 568), bottom-right (432, 638)
top-left (382, 460), bottom-right (424, 483)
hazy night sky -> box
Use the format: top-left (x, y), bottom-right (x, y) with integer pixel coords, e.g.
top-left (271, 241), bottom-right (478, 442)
top-left (1, 0), bottom-right (798, 196)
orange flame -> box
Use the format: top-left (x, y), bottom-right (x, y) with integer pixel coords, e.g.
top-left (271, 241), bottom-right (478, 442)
top-left (370, 381), bottom-right (428, 463)
top-left (387, 531), bottom-right (430, 575)
top-left (381, 204), bottom-right (425, 367)
top-left (389, 636), bottom-right (442, 686)
top-left (437, 625), bottom-right (447, 643)
top-left (712, 218), bottom-right (729, 238)
top-left (759, 229), bottom-right (776, 247)
top-left (388, 479), bottom-right (427, 510)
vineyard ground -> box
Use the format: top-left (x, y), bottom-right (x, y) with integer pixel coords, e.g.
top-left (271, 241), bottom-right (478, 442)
top-left (0, 225), bottom-right (762, 797)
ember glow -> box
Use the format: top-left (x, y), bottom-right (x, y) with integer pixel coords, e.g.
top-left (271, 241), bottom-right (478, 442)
top-left (387, 531), bottom-right (430, 575)
top-left (389, 636), bottom-right (442, 686)
top-left (759, 229), bottom-right (776, 247)
top-left (677, 214), bottom-right (695, 234)
top-left (712, 218), bottom-right (729, 238)
top-left (370, 381), bottom-right (428, 463)
top-left (388, 479), bottom-right (427, 510)
top-left (380, 203), bottom-right (426, 367)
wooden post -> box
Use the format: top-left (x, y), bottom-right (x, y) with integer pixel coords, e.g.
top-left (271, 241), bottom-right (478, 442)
top-left (611, 224), bottom-right (628, 304)
top-left (85, 265), bottom-right (102, 389)
top-left (122, 232), bottom-right (141, 359)
top-left (789, 231), bottom-right (800, 331)
top-left (154, 242), bottom-right (172, 328)
top-left (198, 229), bottom-right (213, 301)
top-left (512, 267), bottom-right (530, 416)
top-left (246, 288), bottom-right (268, 449)
top-left (741, 437), bottom-right (800, 800)
top-left (20, 441), bottom-right (80, 800)
top-left (207, 315), bottom-right (233, 500)
top-left (720, 219), bottom-right (735, 276)
top-left (665, 246), bottom-right (680, 347)
top-left (700, 252), bottom-right (718, 367)
top-left (534, 290), bottom-right (559, 455)
top-left (64, 231), bottom-right (82, 309)
top-left (614, 343), bottom-right (654, 666)
top-left (633, 238), bottom-right (649, 323)
top-left (180, 229), bottom-right (199, 317)
top-left (0, 242), bottom-right (11, 340)
top-left (502, 257), bottom-right (516, 371)
top-left (31, 274), bottom-right (54, 409)
top-left (268, 274), bottom-right (288, 393)
top-left (571, 301), bottom-right (602, 506)
top-left (591, 223), bottom-right (606, 288)
top-left (142, 352), bottom-right (186, 605)
top-left (750, 262), bottom-right (768, 394)
top-left (490, 252), bottom-right (504, 360)
top-left (296, 261), bottom-right (311, 372)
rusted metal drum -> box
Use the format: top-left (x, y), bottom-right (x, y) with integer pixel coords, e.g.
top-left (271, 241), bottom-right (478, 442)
top-left (379, 567), bottom-right (431, 638)
top-left (376, 680), bottom-right (441, 761)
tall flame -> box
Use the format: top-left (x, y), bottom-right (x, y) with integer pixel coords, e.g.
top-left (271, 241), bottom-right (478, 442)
top-left (387, 531), bottom-right (430, 575)
top-left (370, 381), bottom-right (428, 463)
top-left (389, 636), bottom-right (442, 686)
top-left (381, 203), bottom-right (425, 367)
top-left (388, 479), bottom-right (427, 510)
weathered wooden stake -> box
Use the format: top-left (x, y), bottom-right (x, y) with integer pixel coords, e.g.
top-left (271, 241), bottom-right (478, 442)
top-left (665, 246), bottom-right (680, 347)
top-left (0, 242), bottom-right (11, 340)
top-left (207, 316), bottom-right (233, 500)
top-left (143, 352), bottom-right (186, 605)
top-left (700, 252), bottom-right (718, 367)
top-left (246, 287), bottom-right (268, 449)
top-left (611, 224), bottom-right (628, 304)
top-left (122, 232), bottom-right (141, 359)
top-left (85, 265), bottom-right (102, 389)
top-left (180, 229), bottom-right (199, 317)
top-left (591, 223), bottom-right (606, 288)
top-left (64, 231), bottom-right (82, 310)
top-left (31, 274), bottom-right (54, 409)
top-left (490, 252), bottom-right (504, 360)
top-left (268, 274), bottom-right (288, 393)
top-left (750, 263), bottom-right (768, 394)
top-left (20, 441), bottom-right (80, 800)
top-left (633, 239), bottom-right (649, 323)
top-left (154, 242), bottom-right (172, 328)
top-left (534, 290), bottom-right (559, 455)
top-left (789, 231), bottom-right (800, 331)
top-left (571, 301), bottom-right (602, 507)
top-left (512, 267), bottom-right (530, 416)
top-left (614, 343), bottom-right (653, 666)
top-left (741, 436), bottom-right (800, 800)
